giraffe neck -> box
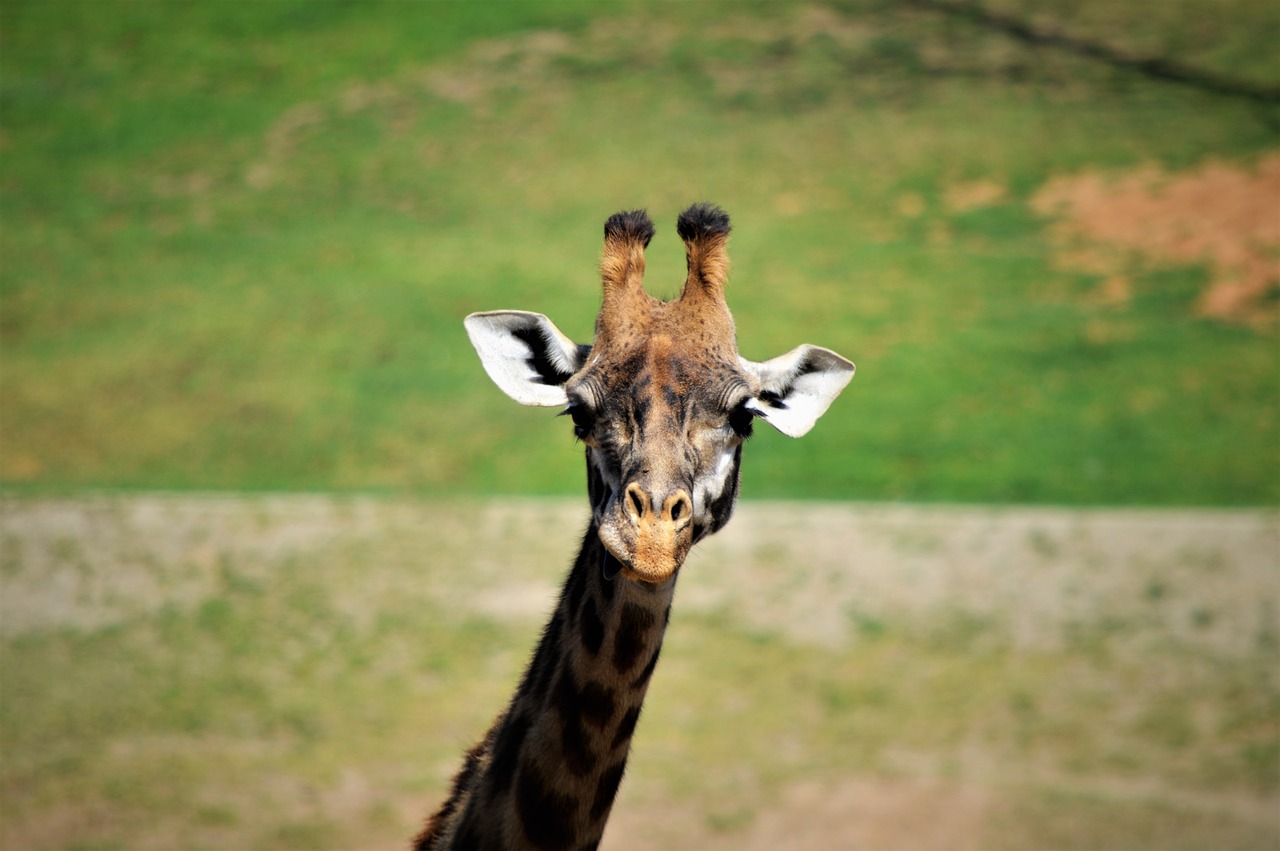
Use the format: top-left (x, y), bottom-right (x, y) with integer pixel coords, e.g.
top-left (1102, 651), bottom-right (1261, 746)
top-left (418, 523), bottom-right (676, 850)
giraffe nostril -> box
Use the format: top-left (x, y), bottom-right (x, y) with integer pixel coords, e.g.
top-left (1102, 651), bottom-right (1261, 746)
top-left (667, 492), bottom-right (693, 528)
top-left (626, 484), bottom-right (647, 518)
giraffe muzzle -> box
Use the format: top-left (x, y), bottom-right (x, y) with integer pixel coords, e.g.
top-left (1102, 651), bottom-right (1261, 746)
top-left (598, 483), bottom-right (694, 583)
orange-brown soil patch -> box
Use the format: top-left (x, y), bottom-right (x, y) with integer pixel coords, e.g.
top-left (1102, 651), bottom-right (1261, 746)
top-left (945, 179), bottom-right (1007, 212)
top-left (1032, 154), bottom-right (1280, 325)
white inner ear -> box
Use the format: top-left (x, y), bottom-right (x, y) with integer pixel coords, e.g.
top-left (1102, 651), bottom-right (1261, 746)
top-left (741, 345), bottom-right (855, 437)
top-left (464, 311), bottom-right (584, 407)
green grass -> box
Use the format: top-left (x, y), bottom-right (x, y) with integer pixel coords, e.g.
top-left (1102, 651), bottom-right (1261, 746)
top-left (2, 0), bottom-right (1278, 503)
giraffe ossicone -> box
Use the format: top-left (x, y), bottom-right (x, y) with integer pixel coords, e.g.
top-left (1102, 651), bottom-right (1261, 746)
top-left (416, 204), bottom-right (853, 850)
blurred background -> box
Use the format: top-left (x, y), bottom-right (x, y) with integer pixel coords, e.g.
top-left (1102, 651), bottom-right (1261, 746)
top-left (2, 1), bottom-right (1277, 848)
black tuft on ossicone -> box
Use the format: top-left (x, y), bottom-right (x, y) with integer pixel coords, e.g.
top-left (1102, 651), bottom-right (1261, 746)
top-left (604, 209), bottom-right (655, 247)
top-left (676, 203), bottom-right (731, 242)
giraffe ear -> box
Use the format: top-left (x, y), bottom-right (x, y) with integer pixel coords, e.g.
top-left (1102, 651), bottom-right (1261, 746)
top-left (740, 345), bottom-right (855, 437)
top-left (464, 311), bottom-right (589, 407)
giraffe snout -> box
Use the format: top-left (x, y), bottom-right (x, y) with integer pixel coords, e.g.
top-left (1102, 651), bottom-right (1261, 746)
top-left (600, 483), bottom-right (694, 582)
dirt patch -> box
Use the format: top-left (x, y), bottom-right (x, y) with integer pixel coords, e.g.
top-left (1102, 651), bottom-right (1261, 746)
top-left (945, 179), bottom-right (1007, 212)
top-left (4, 497), bottom-right (1276, 657)
top-left (684, 503), bottom-right (1280, 658)
top-left (1032, 154), bottom-right (1280, 326)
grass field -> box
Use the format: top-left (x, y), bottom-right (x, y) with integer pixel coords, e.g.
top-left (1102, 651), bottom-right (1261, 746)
top-left (2, 495), bottom-right (1277, 850)
top-left (2, 4), bottom-right (1279, 851)
top-left (2, 0), bottom-right (1277, 503)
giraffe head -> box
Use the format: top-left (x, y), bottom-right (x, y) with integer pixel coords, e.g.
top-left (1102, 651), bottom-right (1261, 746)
top-left (466, 204), bottom-right (854, 584)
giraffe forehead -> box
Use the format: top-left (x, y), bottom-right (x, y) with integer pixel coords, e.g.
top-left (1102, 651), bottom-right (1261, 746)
top-left (597, 290), bottom-right (737, 354)
top-left (580, 333), bottom-right (746, 415)
top-left (581, 297), bottom-right (744, 400)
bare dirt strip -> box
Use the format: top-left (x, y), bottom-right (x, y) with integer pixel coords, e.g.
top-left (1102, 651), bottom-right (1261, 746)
top-left (5, 495), bottom-right (1274, 654)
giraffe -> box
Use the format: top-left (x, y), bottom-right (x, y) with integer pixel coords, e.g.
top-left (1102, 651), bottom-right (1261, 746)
top-left (414, 203), bottom-right (854, 850)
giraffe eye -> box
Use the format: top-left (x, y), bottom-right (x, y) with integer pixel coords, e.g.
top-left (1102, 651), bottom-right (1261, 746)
top-left (728, 400), bottom-right (755, 439)
top-left (563, 402), bottom-right (596, 439)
